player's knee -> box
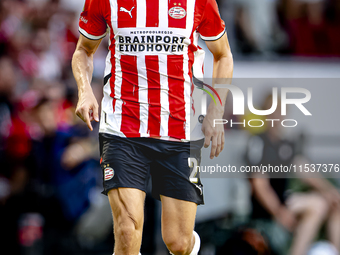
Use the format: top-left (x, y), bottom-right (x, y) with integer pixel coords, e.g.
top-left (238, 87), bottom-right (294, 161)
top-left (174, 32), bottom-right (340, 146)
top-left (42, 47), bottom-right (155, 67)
top-left (115, 214), bottom-right (143, 242)
top-left (165, 239), bottom-right (190, 255)
top-left (163, 233), bottom-right (192, 255)
top-left (115, 220), bottom-right (141, 244)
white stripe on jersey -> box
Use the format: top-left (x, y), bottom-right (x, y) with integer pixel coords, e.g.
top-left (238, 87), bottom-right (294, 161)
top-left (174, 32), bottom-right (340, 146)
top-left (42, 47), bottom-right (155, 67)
top-left (183, 59), bottom-right (191, 140)
top-left (183, 0), bottom-right (196, 140)
top-left (158, 0), bottom-right (169, 137)
top-left (100, 4), bottom-right (113, 135)
top-left (158, 0), bottom-right (168, 28)
top-left (136, 0), bottom-right (148, 136)
top-left (100, 50), bottom-right (112, 132)
top-left (159, 54), bottom-right (169, 137)
top-left (186, 0), bottom-right (195, 35)
top-left (104, 33), bottom-right (112, 77)
top-left (109, 0), bottom-right (118, 33)
top-left (102, 0), bottom-right (123, 136)
top-left (137, 55), bottom-right (149, 137)
top-left (137, 0), bottom-right (146, 27)
top-left (112, 52), bottom-right (123, 135)
top-left (193, 30), bottom-right (199, 50)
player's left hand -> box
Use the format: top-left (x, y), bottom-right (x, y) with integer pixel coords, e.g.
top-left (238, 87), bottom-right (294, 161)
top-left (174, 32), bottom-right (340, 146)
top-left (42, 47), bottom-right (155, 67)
top-left (201, 107), bottom-right (225, 159)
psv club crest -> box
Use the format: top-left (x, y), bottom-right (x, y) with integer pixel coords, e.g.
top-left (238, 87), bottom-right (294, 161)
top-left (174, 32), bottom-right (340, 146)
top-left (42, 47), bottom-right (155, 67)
top-left (104, 167), bottom-right (114, 181)
top-left (169, 6), bottom-right (186, 19)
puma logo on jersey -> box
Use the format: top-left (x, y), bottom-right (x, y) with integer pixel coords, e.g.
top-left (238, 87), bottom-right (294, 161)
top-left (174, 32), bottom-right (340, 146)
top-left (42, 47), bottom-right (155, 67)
top-left (120, 7), bottom-right (135, 18)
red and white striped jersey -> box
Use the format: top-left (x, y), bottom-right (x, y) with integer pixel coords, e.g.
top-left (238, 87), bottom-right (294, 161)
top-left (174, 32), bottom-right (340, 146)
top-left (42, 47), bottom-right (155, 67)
top-left (79, 0), bottom-right (225, 141)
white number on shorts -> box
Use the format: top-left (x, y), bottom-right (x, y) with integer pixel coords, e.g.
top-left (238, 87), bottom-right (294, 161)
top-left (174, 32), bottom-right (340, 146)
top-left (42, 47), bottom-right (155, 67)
top-left (188, 158), bottom-right (198, 184)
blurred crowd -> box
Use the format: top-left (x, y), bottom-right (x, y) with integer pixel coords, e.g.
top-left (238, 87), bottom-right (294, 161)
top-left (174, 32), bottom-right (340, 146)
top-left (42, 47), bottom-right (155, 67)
top-left (0, 0), bottom-right (106, 254)
top-left (0, 0), bottom-right (339, 255)
top-left (220, 0), bottom-right (340, 56)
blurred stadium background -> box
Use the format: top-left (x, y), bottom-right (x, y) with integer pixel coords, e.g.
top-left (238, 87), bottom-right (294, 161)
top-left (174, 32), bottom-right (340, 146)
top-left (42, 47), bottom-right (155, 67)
top-left (0, 0), bottom-right (340, 254)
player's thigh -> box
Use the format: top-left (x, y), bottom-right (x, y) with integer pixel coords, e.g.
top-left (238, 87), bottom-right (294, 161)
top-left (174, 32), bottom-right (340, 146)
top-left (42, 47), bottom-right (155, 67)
top-left (100, 133), bottom-right (151, 194)
top-left (151, 139), bottom-right (205, 205)
top-left (108, 188), bottom-right (146, 230)
top-left (161, 195), bottom-right (197, 239)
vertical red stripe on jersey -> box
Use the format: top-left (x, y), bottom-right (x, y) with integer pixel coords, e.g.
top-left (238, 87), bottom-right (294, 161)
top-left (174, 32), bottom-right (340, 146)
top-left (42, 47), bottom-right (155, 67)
top-left (145, 56), bottom-right (161, 136)
top-left (146, 0), bottom-right (159, 27)
top-left (167, 55), bottom-right (186, 139)
top-left (117, 0), bottom-right (137, 28)
top-left (168, 0), bottom-right (187, 28)
top-left (120, 55), bottom-right (140, 136)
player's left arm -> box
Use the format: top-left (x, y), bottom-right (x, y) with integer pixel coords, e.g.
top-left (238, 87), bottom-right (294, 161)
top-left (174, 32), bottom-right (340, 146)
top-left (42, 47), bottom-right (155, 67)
top-left (202, 33), bottom-right (233, 159)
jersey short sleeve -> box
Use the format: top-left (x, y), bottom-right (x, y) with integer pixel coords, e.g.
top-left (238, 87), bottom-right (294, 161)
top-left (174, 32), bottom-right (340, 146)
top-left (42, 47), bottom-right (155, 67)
top-left (79, 0), bottom-right (107, 40)
top-left (197, 0), bottom-right (225, 41)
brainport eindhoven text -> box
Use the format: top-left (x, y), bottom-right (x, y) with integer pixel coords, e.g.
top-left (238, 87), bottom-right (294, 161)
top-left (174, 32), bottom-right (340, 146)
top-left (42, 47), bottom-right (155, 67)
top-left (118, 35), bottom-right (186, 53)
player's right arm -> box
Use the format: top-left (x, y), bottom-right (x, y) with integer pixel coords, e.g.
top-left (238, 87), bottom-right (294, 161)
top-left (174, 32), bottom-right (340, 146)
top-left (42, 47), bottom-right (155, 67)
top-left (72, 35), bottom-right (102, 131)
top-left (72, 0), bottom-right (107, 131)
top-left (197, 0), bottom-right (232, 158)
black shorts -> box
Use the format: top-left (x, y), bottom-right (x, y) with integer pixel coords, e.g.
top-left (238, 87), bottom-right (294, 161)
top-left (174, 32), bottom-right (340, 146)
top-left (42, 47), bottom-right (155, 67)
top-left (99, 133), bottom-right (204, 205)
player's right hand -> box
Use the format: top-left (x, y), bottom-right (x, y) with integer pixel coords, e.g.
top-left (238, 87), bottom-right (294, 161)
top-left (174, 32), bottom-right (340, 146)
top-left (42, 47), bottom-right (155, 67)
top-left (75, 90), bottom-right (99, 131)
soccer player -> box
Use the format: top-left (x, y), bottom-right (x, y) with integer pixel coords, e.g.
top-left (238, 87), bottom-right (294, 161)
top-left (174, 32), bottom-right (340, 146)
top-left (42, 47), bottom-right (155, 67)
top-left (72, 0), bottom-right (233, 254)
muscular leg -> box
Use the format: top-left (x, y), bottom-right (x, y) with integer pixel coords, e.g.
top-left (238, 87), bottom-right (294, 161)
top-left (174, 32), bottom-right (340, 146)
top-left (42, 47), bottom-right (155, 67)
top-left (161, 195), bottom-right (199, 255)
top-left (287, 193), bottom-right (329, 255)
top-left (108, 188), bottom-right (146, 255)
